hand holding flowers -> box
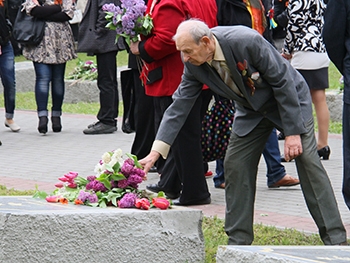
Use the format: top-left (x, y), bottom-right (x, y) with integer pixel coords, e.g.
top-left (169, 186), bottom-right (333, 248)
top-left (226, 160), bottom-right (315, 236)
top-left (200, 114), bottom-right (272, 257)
top-left (102, 0), bottom-right (153, 46)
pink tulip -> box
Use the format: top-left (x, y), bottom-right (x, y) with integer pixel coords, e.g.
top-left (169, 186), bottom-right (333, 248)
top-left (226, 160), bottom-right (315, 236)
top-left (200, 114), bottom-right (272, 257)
top-left (46, 196), bottom-right (59, 203)
top-left (64, 171), bottom-right (78, 180)
top-left (54, 182), bottom-right (64, 188)
top-left (67, 182), bottom-right (77, 188)
top-left (58, 176), bottom-right (69, 182)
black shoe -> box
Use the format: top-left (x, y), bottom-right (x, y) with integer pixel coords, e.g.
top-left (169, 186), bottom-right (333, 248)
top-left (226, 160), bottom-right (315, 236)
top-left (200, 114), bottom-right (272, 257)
top-left (83, 122), bottom-right (117, 134)
top-left (277, 132), bottom-right (285, 140)
top-left (38, 116), bottom-right (48, 134)
top-left (165, 192), bottom-right (180, 199)
top-left (146, 183), bottom-right (163, 193)
top-left (51, 116), bottom-right (62, 132)
top-left (149, 166), bottom-right (158, 173)
top-left (146, 184), bottom-right (180, 199)
top-left (87, 122), bottom-right (98, 128)
top-left (318, 146), bottom-right (330, 160)
top-left (173, 197), bottom-right (211, 206)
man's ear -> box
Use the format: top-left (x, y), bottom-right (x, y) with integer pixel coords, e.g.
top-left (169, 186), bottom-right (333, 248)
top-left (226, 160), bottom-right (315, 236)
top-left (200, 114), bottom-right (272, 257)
top-left (201, 36), bottom-right (211, 46)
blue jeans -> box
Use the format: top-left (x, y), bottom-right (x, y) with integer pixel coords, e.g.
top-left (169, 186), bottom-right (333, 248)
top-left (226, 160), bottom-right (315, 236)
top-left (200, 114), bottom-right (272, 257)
top-left (213, 158), bottom-right (225, 187)
top-left (0, 41), bottom-right (16, 119)
top-left (33, 62), bottom-right (66, 117)
top-left (214, 128), bottom-right (286, 187)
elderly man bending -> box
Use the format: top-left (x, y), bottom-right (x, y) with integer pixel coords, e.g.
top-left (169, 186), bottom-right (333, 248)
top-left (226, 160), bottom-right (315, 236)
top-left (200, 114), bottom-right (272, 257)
top-left (140, 19), bottom-right (347, 245)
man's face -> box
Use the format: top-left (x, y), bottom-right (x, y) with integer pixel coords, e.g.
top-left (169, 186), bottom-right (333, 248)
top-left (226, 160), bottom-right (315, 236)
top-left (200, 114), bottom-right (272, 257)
top-left (175, 33), bottom-right (213, 66)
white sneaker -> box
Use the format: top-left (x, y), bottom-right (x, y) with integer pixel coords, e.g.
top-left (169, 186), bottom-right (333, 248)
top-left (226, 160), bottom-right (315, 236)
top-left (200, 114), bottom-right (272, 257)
top-left (5, 119), bottom-right (21, 132)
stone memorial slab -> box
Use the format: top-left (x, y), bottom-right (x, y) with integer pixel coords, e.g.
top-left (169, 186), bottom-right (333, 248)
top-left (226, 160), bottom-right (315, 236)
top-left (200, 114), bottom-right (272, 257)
top-left (217, 245), bottom-right (350, 263)
top-left (0, 196), bottom-right (204, 263)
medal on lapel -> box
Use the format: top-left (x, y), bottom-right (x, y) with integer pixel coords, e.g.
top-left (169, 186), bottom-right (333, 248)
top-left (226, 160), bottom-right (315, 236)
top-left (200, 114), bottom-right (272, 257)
top-left (237, 59), bottom-right (258, 96)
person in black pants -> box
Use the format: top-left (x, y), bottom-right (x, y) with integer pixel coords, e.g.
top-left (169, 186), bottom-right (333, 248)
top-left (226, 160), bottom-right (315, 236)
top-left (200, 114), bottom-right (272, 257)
top-left (127, 53), bottom-right (156, 160)
top-left (78, 0), bottom-right (125, 134)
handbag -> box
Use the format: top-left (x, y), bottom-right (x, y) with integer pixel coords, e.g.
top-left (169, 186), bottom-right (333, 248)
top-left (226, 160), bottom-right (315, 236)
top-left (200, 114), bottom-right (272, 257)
top-left (121, 69), bottom-right (135, 134)
top-left (12, 7), bottom-right (46, 45)
top-left (201, 96), bottom-right (235, 162)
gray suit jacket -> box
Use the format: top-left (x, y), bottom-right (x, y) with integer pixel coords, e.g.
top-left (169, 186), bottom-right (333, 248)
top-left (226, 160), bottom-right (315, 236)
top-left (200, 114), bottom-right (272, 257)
top-left (156, 26), bottom-right (313, 146)
top-left (77, 0), bottom-right (125, 54)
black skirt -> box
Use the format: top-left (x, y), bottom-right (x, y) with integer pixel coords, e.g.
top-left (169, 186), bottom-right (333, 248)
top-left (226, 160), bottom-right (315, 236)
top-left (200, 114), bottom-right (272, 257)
top-left (297, 67), bottom-right (329, 90)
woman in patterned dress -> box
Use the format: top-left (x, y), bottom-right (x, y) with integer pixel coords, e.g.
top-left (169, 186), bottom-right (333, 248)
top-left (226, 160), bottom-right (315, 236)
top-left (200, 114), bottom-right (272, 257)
top-left (23, 0), bottom-right (76, 134)
top-left (282, 0), bottom-right (331, 159)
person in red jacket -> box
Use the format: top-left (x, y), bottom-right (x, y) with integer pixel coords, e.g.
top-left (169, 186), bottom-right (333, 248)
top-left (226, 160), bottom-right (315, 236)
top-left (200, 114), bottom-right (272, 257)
top-left (130, 0), bottom-right (218, 205)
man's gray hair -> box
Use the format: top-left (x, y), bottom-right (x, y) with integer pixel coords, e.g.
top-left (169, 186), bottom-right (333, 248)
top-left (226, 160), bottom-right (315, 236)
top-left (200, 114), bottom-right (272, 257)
top-left (174, 19), bottom-right (213, 44)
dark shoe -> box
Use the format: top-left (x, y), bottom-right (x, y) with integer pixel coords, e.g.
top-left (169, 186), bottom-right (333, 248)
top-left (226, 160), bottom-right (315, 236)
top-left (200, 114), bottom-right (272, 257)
top-left (268, 174), bottom-right (300, 188)
top-left (165, 192), bottom-right (180, 199)
top-left (149, 166), bottom-right (158, 173)
top-left (173, 196), bottom-right (211, 206)
top-left (146, 184), bottom-right (180, 199)
top-left (83, 122), bottom-right (117, 134)
top-left (215, 183), bottom-right (225, 189)
top-left (146, 183), bottom-right (163, 193)
top-left (277, 132), bottom-right (285, 140)
top-left (318, 146), bottom-right (330, 160)
top-left (87, 122), bottom-right (98, 128)
top-left (38, 116), bottom-right (48, 134)
top-left (51, 117), bottom-right (62, 132)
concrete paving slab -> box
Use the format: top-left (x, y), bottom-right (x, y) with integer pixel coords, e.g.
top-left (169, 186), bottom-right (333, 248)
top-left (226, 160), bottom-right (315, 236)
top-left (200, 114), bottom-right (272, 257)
top-left (216, 246), bottom-right (350, 263)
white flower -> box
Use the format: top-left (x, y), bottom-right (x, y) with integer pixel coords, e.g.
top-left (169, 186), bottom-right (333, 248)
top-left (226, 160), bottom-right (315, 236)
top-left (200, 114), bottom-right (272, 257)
top-left (94, 163), bottom-right (105, 175)
top-left (112, 149), bottom-right (123, 162)
top-left (101, 152), bottom-right (112, 164)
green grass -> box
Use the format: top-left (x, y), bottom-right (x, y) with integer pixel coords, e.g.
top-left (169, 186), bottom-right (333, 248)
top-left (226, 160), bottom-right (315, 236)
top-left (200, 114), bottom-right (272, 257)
top-left (0, 185), bottom-right (36, 195)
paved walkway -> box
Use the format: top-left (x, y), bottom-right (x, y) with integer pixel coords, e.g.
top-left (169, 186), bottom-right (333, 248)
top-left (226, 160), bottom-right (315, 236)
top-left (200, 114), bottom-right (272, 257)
top-left (0, 108), bottom-right (349, 238)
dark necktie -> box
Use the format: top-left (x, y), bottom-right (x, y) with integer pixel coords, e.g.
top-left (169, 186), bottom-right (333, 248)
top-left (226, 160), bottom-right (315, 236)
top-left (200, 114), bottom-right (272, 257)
top-left (211, 60), bottom-right (243, 97)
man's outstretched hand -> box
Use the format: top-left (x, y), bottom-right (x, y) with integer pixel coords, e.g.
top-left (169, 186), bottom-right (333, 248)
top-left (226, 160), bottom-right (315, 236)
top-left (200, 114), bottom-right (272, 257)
top-left (139, 151), bottom-right (161, 174)
top-left (284, 135), bottom-right (303, 162)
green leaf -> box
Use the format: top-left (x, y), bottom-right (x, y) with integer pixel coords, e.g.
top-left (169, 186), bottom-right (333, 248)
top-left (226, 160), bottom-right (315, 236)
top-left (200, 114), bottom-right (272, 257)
top-left (111, 195), bottom-right (118, 206)
top-left (75, 176), bottom-right (89, 186)
top-left (99, 200), bottom-right (107, 208)
top-left (111, 187), bottom-right (125, 193)
top-left (32, 190), bottom-right (48, 199)
top-left (157, 191), bottom-right (166, 198)
top-left (99, 178), bottom-right (111, 190)
top-left (125, 153), bottom-right (142, 168)
top-left (112, 161), bottom-right (121, 172)
top-left (110, 172), bottom-right (126, 181)
top-left (104, 163), bottom-right (114, 173)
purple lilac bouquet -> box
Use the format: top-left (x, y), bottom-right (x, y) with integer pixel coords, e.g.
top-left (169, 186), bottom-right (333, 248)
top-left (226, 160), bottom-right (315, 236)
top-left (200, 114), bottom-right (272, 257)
top-left (102, 0), bottom-right (153, 45)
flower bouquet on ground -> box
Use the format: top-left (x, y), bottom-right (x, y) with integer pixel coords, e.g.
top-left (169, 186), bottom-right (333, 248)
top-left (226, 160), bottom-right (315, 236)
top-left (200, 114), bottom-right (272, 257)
top-left (66, 60), bottom-right (98, 86)
top-left (33, 149), bottom-right (171, 210)
top-left (102, 0), bottom-right (153, 45)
